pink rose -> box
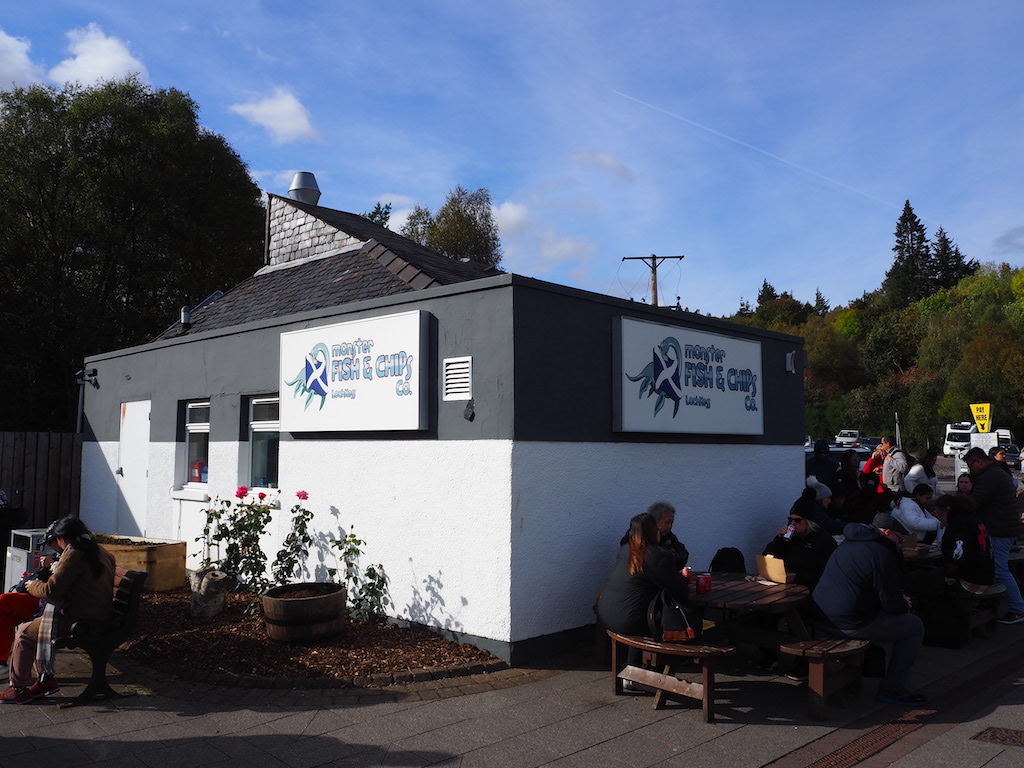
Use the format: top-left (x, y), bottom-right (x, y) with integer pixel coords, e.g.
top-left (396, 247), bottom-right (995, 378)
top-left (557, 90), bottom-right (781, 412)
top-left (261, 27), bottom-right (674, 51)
top-left (235, 486), bottom-right (249, 499)
top-left (258, 492), bottom-right (267, 501)
top-left (295, 490), bottom-right (309, 501)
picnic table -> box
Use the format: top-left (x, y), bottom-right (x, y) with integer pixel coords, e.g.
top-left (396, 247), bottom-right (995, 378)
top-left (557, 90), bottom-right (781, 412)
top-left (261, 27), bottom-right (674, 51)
top-left (689, 573), bottom-right (811, 646)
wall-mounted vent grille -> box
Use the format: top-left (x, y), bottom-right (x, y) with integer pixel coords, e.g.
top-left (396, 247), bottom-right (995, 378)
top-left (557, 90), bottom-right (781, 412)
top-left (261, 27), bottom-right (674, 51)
top-left (443, 356), bottom-right (473, 401)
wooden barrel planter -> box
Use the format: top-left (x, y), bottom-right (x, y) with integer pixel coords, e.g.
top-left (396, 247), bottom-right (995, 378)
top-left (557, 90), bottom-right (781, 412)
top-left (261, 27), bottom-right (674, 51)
top-left (262, 582), bottom-right (346, 642)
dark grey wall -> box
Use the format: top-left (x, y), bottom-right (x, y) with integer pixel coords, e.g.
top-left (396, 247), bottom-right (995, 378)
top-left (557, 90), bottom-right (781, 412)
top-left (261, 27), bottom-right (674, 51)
top-left (85, 274), bottom-right (805, 447)
top-left (510, 277), bottom-right (805, 445)
top-left (84, 279), bottom-right (518, 444)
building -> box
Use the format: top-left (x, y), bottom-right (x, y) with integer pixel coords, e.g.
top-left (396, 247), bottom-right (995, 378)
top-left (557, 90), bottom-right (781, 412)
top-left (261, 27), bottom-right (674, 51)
top-left (80, 181), bottom-right (806, 662)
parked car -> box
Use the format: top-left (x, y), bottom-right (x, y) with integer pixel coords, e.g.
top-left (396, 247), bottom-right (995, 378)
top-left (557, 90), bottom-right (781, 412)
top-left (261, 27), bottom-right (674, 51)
top-left (834, 429), bottom-right (862, 446)
top-left (857, 436), bottom-right (882, 451)
top-left (1002, 444), bottom-right (1020, 470)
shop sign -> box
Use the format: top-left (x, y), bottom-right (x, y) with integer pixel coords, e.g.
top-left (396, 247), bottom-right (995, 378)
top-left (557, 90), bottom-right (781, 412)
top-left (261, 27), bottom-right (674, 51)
top-left (615, 317), bottom-right (764, 434)
top-left (280, 311), bottom-right (428, 431)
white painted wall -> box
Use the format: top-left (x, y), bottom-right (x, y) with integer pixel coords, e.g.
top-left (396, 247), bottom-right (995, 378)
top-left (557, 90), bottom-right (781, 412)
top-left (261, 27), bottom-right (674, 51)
top-left (81, 434), bottom-right (804, 649)
top-left (508, 442), bottom-right (804, 641)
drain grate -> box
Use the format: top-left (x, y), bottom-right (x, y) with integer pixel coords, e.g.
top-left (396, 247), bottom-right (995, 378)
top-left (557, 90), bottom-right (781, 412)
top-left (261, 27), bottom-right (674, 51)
top-left (972, 727), bottom-right (1024, 747)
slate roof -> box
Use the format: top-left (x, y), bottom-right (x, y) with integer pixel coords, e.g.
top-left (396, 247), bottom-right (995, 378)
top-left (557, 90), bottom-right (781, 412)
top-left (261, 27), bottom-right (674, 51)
top-left (156, 198), bottom-right (499, 340)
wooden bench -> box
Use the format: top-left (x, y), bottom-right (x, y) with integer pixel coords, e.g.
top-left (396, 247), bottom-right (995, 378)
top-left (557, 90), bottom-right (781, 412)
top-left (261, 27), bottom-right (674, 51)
top-left (53, 566), bottom-right (148, 708)
top-left (607, 630), bottom-right (735, 723)
top-left (960, 581), bottom-right (1005, 641)
top-left (779, 638), bottom-right (868, 720)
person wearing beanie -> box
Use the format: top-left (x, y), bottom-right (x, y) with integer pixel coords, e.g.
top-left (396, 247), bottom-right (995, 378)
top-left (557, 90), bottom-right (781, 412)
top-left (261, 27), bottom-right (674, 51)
top-left (803, 477), bottom-right (844, 535)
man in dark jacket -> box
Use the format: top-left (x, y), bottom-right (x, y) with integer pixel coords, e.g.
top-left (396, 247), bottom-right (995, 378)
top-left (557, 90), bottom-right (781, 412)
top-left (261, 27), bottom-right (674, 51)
top-left (806, 440), bottom-right (840, 490)
top-left (812, 519), bottom-right (926, 706)
top-left (964, 447), bottom-right (1024, 623)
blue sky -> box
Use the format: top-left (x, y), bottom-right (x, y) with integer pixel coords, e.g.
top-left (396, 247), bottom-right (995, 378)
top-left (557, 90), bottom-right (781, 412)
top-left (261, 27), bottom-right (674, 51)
top-left (3, 2), bottom-right (1022, 316)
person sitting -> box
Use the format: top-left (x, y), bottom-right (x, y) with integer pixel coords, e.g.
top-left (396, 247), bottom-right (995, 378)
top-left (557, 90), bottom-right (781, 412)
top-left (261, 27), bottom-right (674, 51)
top-left (599, 512), bottom-right (691, 682)
top-left (800, 480), bottom-right (845, 535)
top-left (1, 516), bottom-right (115, 704)
top-left (892, 484), bottom-right (941, 540)
top-left (620, 501), bottom-right (689, 570)
top-left (762, 508), bottom-right (837, 589)
top-left (932, 495), bottom-right (994, 589)
top-left (812, 517), bottom-right (926, 706)
top-left (903, 449), bottom-right (939, 496)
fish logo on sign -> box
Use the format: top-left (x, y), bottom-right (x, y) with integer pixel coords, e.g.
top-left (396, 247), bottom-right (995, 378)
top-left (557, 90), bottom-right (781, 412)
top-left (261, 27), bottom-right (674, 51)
top-left (284, 342), bottom-right (329, 410)
top-left (626, 336), bottom-right (683, 417)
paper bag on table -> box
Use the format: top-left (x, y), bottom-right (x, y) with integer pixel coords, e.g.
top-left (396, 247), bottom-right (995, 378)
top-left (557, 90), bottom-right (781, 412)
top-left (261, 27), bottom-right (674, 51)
top-left (756, 554), bottom-right (793, 584)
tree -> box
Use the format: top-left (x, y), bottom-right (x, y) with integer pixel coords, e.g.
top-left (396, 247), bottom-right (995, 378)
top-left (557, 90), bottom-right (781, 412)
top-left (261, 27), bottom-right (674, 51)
top-left (882, 201), bottom-right (934, 308)
top-left (0, 78), bottom-right (265, 430)
top-left (361, 202), bottom-right (391, 227)
top-left (757, 279), bottom-right (778, 307)
top-left (931, 226), bottom-right (978, 290)
top-left (813, 289), bottom-right (830, 316)
top-left (400, 186), bottom-right (503, 268)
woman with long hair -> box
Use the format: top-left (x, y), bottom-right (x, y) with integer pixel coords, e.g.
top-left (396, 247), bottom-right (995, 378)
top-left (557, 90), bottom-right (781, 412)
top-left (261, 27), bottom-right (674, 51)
top-left (955, 473), bottom-right (973, 497)
top-left (598, 512), bottom-right (691, 676)
top-left (1, 516), bottom-right (115, 704)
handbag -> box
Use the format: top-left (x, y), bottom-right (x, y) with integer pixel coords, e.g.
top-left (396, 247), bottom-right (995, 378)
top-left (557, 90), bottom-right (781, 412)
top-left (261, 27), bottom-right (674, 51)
top-left (647, 589), bottom-right (703, 642)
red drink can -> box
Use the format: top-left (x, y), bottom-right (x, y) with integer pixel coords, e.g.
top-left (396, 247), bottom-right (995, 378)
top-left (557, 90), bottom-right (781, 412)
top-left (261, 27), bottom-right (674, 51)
top-left (681, 567), bottom-right (692, 581)
top-left (696, 574), bottom-right (711, 593)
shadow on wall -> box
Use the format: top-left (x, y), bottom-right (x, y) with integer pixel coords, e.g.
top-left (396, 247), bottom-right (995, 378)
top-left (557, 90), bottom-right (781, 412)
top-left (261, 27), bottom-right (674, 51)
top-left (405, 563), bottom-right (466, 632)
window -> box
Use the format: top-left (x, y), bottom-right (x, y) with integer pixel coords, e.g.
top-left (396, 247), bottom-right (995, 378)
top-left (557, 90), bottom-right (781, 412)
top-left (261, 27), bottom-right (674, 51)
top-left (249, 397), bottom-right (280, 488)
top-left (185, 401), bottom-right (210, 484)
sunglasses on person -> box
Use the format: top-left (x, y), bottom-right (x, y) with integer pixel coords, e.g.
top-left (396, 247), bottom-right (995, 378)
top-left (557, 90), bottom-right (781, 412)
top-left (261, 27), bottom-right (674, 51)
top-left (787, 517), bottom-right (805, 524)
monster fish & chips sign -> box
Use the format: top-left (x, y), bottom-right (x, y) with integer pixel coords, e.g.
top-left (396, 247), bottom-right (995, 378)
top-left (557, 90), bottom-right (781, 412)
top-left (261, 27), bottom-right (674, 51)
top-left (279, 311), bottom-right (428, 431)
top-left (616, 317), bottom-right (764, 435)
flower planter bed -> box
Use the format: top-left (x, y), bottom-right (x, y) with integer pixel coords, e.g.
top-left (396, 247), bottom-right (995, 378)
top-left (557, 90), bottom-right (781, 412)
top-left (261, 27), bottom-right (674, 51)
top-left (95, 535), bottom-right (187, 592)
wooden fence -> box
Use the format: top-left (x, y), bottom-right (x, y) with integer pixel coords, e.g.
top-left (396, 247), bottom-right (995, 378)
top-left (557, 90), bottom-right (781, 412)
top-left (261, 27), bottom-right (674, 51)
top-left (0, 431), bottom-right (82, 531)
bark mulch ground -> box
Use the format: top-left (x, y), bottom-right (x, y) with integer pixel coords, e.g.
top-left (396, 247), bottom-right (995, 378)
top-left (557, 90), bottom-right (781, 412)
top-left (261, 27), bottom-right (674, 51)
top-left (121, 588), bottom-right (503, 687)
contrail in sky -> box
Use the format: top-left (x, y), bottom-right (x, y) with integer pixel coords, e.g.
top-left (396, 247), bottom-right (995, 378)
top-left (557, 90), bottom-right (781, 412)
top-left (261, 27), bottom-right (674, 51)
top-left (613, 90), bottom-right (899, 211)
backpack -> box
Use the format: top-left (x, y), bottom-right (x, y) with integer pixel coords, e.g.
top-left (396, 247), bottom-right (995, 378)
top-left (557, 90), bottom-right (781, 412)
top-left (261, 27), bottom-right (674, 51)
top-left (646, 589), bottom-right (703, 642)
top-left (710, 547), bottom-right (747, 574)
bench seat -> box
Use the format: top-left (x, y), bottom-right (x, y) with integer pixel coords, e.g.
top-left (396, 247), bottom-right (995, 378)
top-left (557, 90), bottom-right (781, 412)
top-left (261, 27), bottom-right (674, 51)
top-left (607, 630), bottom-right (735, 723)
top-left (779, 638), bottom-right (868, 720)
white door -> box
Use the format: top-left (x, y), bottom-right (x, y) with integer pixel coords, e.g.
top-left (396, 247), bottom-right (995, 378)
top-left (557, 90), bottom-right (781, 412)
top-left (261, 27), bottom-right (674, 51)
top-left (116, 400), bottom-right (151, 535)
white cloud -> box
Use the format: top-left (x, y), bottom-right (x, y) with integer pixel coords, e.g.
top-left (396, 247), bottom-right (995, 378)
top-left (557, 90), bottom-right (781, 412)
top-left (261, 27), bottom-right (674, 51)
top-left (495, 199), bottom-right (594, 282)
top-left (569, 151), bottom-right (635, 183)
top-left (0, 27), bottom-right (42, 87)
top-left (229, 87), bottom-right (319, 144)
top-left (48, 23), bottom-right (147, 85)
top-left (494, 201), bottom-right (529, 234)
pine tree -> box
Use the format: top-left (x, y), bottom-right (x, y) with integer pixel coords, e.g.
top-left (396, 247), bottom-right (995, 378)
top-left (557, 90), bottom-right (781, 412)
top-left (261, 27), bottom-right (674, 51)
top-left (813, 289), bottom-right (830, 316)
top-left (757, 279), bottom-right (778, 307)
top-left (931, 226), bottom-right (978, 290)
top-left (883, 200), bottom-right (935, 307)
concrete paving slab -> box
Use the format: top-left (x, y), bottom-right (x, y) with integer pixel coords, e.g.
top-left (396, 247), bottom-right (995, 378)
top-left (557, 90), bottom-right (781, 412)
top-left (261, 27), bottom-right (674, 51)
top-left (131, 738), bottom-right (231, 768)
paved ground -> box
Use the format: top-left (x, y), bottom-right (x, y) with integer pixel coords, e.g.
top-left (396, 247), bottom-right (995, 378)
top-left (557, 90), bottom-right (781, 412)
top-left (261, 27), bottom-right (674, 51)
top-left (2, 620), bottom-right (1023, 768)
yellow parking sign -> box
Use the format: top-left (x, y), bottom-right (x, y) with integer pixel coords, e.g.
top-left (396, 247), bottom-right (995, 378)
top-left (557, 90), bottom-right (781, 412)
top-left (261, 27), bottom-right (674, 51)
top-left (970, 402), bottom-right (991, 433)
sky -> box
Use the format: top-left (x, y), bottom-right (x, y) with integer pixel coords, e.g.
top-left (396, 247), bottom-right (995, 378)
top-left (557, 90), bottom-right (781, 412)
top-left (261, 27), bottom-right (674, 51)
top-left (2, 2), bottom-right (1023, 317)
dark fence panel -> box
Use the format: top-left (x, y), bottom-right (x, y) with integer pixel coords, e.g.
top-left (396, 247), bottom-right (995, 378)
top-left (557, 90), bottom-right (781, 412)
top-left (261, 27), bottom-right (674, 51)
top-left (0, 431), bottom-right (82, 531)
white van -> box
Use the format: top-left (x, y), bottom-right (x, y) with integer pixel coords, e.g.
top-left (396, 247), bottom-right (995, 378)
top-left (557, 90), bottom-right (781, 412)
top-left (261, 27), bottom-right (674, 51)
top-left (996, 428), bottom-right (1016, 446)
top-left (943, 422), bottom-right (977, 457)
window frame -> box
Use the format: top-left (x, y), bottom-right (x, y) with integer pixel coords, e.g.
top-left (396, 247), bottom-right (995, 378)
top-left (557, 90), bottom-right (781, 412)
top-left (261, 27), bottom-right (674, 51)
top-left (184, 400), bottom-right (211, 487)
top-left (248, 396), bottom-right (280, 490)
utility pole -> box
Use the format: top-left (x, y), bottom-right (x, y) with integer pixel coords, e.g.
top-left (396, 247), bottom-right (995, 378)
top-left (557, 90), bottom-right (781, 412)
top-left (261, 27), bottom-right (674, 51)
top-left (621, 254), bottom-right (684, 306)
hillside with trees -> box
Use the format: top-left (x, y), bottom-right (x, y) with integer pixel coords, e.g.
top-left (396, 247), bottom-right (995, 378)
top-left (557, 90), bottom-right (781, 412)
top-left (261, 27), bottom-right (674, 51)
top-left (729, 201), bottom-right (1023, 450)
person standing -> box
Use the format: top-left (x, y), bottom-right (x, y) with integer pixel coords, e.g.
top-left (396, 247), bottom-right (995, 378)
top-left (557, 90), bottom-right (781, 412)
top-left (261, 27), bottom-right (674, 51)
top-left (812, 519), bottom-right (926, 706)
top-left (963, 447), bottom-right (1024, 624)
top-left (880, 436), bottom-right (912, 497)
top-left (904, 449), bottom-right (939, 496)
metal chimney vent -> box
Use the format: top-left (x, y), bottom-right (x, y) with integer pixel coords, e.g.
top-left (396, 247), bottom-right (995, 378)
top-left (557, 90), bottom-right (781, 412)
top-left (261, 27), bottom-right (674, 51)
top-left (288, 172), bottom-right (321, 205)
top-left (443, 356), bottom-right (473, 401)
